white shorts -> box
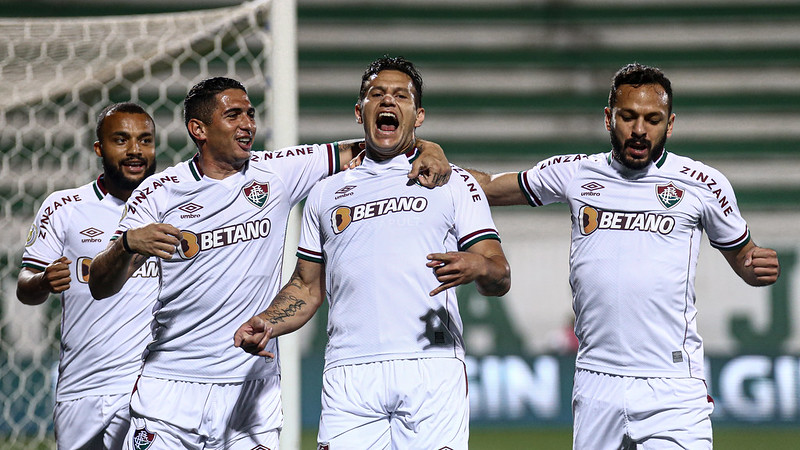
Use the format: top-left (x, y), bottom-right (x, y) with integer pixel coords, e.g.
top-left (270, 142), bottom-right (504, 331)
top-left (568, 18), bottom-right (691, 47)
top-left (572, 369), bottom-right (714, 450)
top-left (54, 393), bottom-right (131, 450)
top-left (124, 375), bottom-right (282, 450)
top-left (317, 358), bottom-right (469, 450)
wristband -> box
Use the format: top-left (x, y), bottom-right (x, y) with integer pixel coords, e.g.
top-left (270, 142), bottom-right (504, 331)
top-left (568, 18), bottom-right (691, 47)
top-left (121, 230), bottom-right (135, 254)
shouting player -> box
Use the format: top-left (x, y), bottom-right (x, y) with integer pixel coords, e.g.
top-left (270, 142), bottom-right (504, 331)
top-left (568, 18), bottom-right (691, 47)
top-left (235, 56), bottom-right (511, 449)
top-left (88, 77), bottom-right (451, 449)
top-left (469, 63), bottom-right (780, 449)
top-left (17, 103), bottom-right (159, 450)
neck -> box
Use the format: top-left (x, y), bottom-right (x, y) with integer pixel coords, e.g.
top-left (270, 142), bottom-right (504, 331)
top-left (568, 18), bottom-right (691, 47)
top-left (197, 150), bottom-right (248, 180)
top-left (100, 176), bottom-right (134, 202)
top-left (365, 142), bottom-right (414, 162)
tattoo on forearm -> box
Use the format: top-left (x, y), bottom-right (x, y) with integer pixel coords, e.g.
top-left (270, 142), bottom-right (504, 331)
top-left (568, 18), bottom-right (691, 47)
top-left (264, 295), bottom-right (306, 324)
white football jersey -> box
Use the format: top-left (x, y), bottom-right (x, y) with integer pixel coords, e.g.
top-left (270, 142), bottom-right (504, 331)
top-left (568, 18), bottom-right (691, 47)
top-left (115, 144), bottom-right (339, 382)
top-left (519, 151), bottom-right (750, 379)
top-left (21, 176), bottom-right (159, 401)
top-left (297, 152), bottom-right (501, 371)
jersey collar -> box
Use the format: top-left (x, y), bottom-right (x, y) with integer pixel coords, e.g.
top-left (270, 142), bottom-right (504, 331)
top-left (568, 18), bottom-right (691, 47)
top-left (607, 149), bottom-right (670, 175)
top-left (362, 147), bottom-right (418, 171)
top-left (189, 153), bottom-right (203, 181)
top-left (92, 174), bottom-right (108, 200)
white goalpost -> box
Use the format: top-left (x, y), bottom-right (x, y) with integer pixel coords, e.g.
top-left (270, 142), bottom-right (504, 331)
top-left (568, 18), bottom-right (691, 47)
top-left (0, 1), bottom-right (303, 447)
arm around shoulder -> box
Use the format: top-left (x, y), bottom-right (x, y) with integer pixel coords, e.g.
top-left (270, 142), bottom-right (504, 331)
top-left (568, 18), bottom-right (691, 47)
top-left (465, 169), bottom-right (528, 206)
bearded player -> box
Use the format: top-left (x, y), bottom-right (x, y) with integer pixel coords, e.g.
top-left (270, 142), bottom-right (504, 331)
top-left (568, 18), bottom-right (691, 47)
top-left (469, 63), bottom-right (780, 449)
top-left (17, 103), bottom-right (159, 450)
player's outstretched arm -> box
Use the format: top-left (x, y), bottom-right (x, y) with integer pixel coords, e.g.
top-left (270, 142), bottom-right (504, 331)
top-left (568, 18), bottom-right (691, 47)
top-left (336, 138), bottom-right (451, 188)
top-left (721, 240), bottom-right (780, 287)
top-left (89, 223), bottom-right (182, 299)
top-left (466, 169), bottom-right (528, 206)
top-left (16, 256), bottom-right (72, 305)
top-left (234, 258), bottom-right (325, 358)
top-left (426, 239), bottom-right (510, 297)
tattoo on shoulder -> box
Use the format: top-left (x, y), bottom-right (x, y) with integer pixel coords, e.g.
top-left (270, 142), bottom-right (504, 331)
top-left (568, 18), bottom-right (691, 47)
top-left (264, 295), bottom-right (306, 324)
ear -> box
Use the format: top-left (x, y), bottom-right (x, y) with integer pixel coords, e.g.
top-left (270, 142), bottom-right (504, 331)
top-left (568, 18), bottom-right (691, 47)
top-left (354, 103), bottom-right (363, 124)
top-left (604, 107), bottom-right (613, 131)
top-left (666, 113), bottom-right (676, 138)
top-left (187, 118), bottom-right (206, 143)
top-left (93, 141), bottom-right (103, 157)
top-left (414, 107), bottom-right (425, 128)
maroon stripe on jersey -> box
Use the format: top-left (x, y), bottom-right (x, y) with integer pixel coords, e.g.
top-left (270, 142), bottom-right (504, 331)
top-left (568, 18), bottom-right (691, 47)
top-left (95, 175), bottom-right (108, 195)
top-left (191, 153), bottom-right (204, 179)
top-left (22, 257), bottom-right (51, 266)
top-left (711, 228), bottom-right (749, 248)
top-left (519, 170), bottom-right (543, 206)
top-left (458, 228), bottom-right (497, 245)
top-left (326, 143), bottom-right (335, 175)
top-left (297, 246), bottom-right (323, 258)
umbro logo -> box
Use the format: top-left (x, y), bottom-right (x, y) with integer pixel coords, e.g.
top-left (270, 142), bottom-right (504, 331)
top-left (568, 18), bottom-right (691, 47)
top-left (80, 227), bottom-right (104, 243)
top-left (179, 203), bottom-right (203, 214)
top-left (580, 182), bottom-right (604, 197)
top-left (179, 202), bottom-right (203, 218)
top-left (335, 185), bottom-right (357, 199)
top-left (80, 227), bottom-right (103, 238)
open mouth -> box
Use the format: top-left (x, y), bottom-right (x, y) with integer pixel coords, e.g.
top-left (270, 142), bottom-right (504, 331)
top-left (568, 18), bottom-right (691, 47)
top-left (626, 140), bottom-right (650, 155)
top-left (376, 112), bottom-right (398, 132)
top-left (236, 134), bottom-right (253, 147)
top-left (122, 159), bottom-right (146, 172)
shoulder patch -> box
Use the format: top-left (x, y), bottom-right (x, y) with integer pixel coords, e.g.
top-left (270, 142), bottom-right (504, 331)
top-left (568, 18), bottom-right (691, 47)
top-left (25, 223), bottom-right (38, 247)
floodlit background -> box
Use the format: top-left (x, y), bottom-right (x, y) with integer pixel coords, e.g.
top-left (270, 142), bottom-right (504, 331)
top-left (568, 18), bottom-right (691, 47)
top-left (1, 0), bottom-right (799, 448)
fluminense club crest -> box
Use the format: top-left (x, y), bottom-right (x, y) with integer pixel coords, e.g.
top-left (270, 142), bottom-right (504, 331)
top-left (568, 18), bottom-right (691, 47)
top-left (243, 180), bottom-right (270, 208)
top-left (656, 182), bottom-right (684, 209)
top-left (132, 427), bottom-right (156, 450)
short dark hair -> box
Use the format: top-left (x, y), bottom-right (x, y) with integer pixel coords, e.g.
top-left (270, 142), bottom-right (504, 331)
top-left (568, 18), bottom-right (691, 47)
top-left (358, 56), bottom-right (423, 108)
top-left (609, 63), bottom-right (673, 115)
top-left (184, 77), bottom-right (247, 127)
top-left (95, 102), bottom-right (153, 142)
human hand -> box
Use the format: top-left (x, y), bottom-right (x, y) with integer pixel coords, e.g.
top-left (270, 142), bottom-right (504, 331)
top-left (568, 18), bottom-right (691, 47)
top-left (744, 246), bottom-right (780, 285)
top-left (410, 139), bottom-right (451, 188)
top-left (233, 315), bottom-right (276, 358)
top-left (42, 256), bottom-right (72, 294)
top-left (426, 251), bottom-right (486, 296)
top-left (346, 147), bottom-right (366, 170)
top-left (125, 223), bottom-right (183, 260)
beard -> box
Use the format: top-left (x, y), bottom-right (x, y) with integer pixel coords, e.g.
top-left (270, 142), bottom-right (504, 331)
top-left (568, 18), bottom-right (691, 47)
top-left (609, 128), bottom-right (668, 170)
top-left (102, 157), bottom-right (156, 191)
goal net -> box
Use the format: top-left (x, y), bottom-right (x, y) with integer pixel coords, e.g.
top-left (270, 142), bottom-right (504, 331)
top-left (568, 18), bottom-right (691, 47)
top-left (0, 0), bottom-right (292, 447)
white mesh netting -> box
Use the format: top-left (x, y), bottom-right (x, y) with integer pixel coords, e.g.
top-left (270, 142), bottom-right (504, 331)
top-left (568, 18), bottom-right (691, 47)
top-left (0, 1), bottom-right (272, 446)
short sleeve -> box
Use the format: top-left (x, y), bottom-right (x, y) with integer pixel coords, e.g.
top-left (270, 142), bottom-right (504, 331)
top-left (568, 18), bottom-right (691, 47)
top-left (450, 167), bottom-right (500, 251)
top-left (20, 192), bottom-right (69, 271)
top-left (296, 182), bottom-right (324, 263)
